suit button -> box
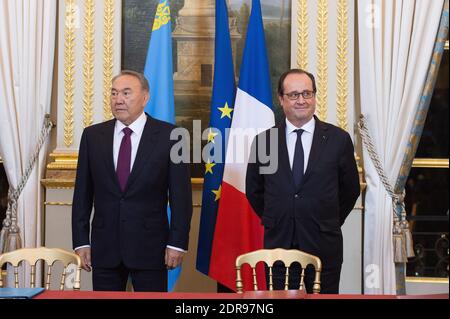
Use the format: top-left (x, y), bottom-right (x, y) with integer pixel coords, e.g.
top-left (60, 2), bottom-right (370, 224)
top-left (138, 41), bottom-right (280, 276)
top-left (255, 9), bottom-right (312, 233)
top-left (295, 194), bottom-right (299, 198)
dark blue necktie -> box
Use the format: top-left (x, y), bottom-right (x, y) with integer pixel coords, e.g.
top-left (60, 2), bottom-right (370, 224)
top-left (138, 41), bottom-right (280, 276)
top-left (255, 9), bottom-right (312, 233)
top-left (116, 127), bottom-right (133, 192)
top-left (292, 129), bottom-right (305, 188)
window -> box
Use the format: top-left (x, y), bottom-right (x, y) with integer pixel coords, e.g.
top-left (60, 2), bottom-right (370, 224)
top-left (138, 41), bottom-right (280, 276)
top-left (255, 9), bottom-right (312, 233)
top-left (405, 40), bottom-right (449, 279)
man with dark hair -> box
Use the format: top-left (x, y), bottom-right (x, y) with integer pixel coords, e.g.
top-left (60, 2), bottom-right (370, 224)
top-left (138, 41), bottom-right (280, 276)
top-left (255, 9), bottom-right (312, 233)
top-left (246, 69), bottom-right (360, 293)
top-left (72, 70), bottom-right (192, 291)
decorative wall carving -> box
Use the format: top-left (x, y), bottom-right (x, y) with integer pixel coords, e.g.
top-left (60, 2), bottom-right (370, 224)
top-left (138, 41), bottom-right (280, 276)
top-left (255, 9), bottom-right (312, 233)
top-left (64, 0), bottom-right (76, 147)
top-left (336, 0), bottom-right (349, 131)
top-left (316, 0), bottom-right (329, 121)
top-left (296, 0), bottom-right (309, 70)
top-left (83, 0), bottom-right (95, 128)
top-left (291, 0), bottom-right (355, 137)
top-left (103, 0), bottom-right (115, 121)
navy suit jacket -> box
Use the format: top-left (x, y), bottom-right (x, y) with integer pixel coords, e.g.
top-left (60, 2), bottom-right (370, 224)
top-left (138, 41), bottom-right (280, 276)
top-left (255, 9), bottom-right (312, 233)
top-left (72, 114), bottom-right (192, 270)
top-left (246, 117), bottom-right (360, 268)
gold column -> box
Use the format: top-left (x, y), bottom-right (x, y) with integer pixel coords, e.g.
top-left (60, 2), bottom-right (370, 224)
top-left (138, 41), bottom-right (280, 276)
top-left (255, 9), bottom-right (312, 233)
top-left (47, 0), bottom-right (122, 186)
top-left (64, 0), bottom-right (76, 147)
top-left (296, 0), bottom-right (309, 70)
top-left (316, 0), bottom-right (328, 121)
top-left (103, 0), bottom-right (115, 121)
top-left (336, 0), bottom-right (349, 131)
top-left (83, 0), bottom-right (95, 128)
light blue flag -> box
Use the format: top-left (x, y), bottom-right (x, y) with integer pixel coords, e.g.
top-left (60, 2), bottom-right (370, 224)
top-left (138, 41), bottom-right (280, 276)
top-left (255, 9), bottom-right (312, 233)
top-left (144, 0), bottom-right (175, 123)
top-left (143, 0), bottom-right (178, 292)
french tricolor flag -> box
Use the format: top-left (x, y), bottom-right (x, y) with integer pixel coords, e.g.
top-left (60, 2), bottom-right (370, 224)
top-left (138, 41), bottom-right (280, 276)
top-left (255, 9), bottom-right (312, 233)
top-left (209, 0), bottom-right (275, 291)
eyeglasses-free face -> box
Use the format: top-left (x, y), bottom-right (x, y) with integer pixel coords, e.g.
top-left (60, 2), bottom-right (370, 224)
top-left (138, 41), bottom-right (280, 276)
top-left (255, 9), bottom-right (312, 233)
top-left (111, 75), bottom-right (149, 126)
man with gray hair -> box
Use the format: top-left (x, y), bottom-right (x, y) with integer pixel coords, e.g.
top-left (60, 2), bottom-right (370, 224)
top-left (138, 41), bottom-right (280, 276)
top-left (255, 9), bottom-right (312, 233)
top-left (72, 70), bottom-right (192, 291)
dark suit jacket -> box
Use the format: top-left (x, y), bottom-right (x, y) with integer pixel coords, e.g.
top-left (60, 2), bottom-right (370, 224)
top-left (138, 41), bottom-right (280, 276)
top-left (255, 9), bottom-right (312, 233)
top-left (246, 116), bottom-right (360, 268)
top-left (72, 114), bottom-right (192, 270)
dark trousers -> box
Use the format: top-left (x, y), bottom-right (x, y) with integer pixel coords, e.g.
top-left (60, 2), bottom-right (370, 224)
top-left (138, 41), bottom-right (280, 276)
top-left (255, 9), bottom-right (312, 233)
top-left (93, 263), bottom-right (167, 292)
top-left (268, 262), bottom-right (341, 294)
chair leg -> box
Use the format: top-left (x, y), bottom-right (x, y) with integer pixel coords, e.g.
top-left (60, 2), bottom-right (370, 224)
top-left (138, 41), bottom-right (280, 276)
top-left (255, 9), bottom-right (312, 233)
top-left (299, 268), bottom-right (305, 291)
top-left (46, 265), bottom-right (52, 290)
top-left (60, 266), bottom-right (67, 290)
top-left (284, 267), bottom-right (289, 290)
top-left (236, 267), bottom-right (243, 293)
top-left (14, 266), bottom-right (19, 288)
top-left (268, 266), bottom-right (274, 291)
top-left (30, 265), bottom-right (36, 288)
top-left (313, 272), bottom-right (321, 294)
top-left (252, 267), bottom-right (259, 291)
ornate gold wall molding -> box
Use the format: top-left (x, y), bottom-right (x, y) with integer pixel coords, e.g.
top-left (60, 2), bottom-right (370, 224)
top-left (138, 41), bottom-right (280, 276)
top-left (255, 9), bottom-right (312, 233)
top-left (41, 179), bottom-right (75, 189)
top-left (43, 153), bottom-right (77, 188)
top-left (336, 0), bottom-right (349, 131)
top-left (412, 158), bottom-right (449, 169)
top-left (316, 0), bottom-right (328, 121)
top-left (44, 202), bottom-right (73, 206)
top-left (55, 0), bottom-right (121, 151)
top-left (291, 0), bottom-right (356, 138)
top-left (46, 153), bottom-right (78, 170)
top-left (42, 171), bottom-right (205, 190)
top-left (103, 0), bottom-right (115, 121)
top-left (42, 201), bottom-right (205, 208)
top-left (64, 0), bottom-right (76, 147)
top-left (83, 0), bottom-right (95, 128)
top-left (406, 277), bottom-right (449, 284)
top-left (297, 0), bottom-right (309, 70)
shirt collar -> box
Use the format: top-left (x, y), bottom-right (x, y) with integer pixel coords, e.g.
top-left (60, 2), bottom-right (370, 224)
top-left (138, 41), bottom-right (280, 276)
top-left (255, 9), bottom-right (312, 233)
top-left (115, 112), bottom-right (147, 135)
top-left (285, 117), bottom-right (315, 135)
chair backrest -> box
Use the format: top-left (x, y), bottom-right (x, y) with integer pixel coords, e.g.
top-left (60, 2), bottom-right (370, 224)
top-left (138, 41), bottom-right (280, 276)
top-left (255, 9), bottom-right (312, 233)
top-left (235, 248), bottom-right (322, 294)
top-left (0, 247), bottom-right (81, 290)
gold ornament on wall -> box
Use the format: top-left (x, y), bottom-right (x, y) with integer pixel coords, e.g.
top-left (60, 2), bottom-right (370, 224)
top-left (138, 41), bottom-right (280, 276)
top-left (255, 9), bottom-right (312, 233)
top-left (83, 0), bottom-right (95, 128)
top-left (336, 0), bottom-right (349, 131)
top-left (297, 0), bottom-right (309, 70)
top-left (316, 0), bottom-right (328, 121)
top-left (103, 0), bottom-right (115, 121)
top-left (64, 0), bottom-right (76, 147)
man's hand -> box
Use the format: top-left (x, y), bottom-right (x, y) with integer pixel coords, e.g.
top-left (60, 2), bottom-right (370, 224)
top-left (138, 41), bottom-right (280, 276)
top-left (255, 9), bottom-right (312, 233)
top-left (165, 248), bottom-right (185, 270)
top-left (75, 247), bottom-right (92, 272)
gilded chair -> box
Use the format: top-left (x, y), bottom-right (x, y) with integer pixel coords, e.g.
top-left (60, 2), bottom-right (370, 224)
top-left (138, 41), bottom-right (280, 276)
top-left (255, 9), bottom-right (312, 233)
top-left (0, 247), bottom-right (81, 290)
top-left (235, 248), bottom-right (322, 294)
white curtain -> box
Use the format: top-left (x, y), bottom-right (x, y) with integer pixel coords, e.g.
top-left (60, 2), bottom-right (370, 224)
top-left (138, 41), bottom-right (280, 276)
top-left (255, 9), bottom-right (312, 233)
top-left (358, 0), bottom-right (444, 294)
top-left (0, 0), bottom-right (57, 285)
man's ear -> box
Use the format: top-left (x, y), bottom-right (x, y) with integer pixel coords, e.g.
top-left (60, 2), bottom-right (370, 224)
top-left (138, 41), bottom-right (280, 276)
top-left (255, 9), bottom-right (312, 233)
top-left (277, 95), bottom-right (284, 107)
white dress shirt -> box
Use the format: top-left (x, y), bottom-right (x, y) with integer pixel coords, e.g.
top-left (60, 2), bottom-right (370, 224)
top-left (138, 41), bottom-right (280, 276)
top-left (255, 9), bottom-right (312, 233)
top-left (75, 112), bottom-right (185, 253)
top-left (285, 117), bottom-right (316, 171)
top-left (113, 111), bottom-right (147, 171)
